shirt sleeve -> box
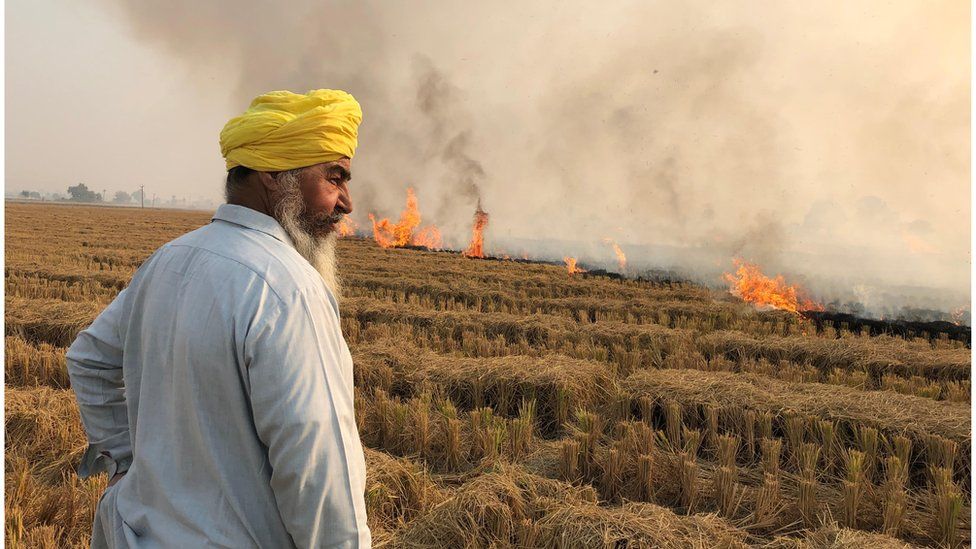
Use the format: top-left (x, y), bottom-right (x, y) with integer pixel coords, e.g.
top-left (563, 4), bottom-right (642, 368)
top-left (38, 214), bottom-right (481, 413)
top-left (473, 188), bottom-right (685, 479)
top-left (66, 288), bottom-right (133, 480)
top-left (244, 289), bottom-right (370, 549)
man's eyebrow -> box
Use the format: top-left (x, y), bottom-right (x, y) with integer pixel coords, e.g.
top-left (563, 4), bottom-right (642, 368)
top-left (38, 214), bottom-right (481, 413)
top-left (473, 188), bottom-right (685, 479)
top-left (326, 165), bottom-right (352, 181)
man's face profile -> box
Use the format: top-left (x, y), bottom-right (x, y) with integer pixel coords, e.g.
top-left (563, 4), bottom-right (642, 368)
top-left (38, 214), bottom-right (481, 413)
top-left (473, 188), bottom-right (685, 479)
top-left (269, 158), bottom-right (353, 239)
top-left (267, 159), bottom-right (352, 297)
top-left (295, 158), bottom-right (353, 237)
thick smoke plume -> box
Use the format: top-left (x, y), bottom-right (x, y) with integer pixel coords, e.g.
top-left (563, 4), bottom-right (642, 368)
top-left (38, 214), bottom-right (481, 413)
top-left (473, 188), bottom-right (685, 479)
top-left (39, 1), bottom-right (976, 316)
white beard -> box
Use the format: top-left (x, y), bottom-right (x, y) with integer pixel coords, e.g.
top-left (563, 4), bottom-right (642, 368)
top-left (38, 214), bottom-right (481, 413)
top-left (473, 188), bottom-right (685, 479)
top-left (273, 170), bottom-right (343, 299)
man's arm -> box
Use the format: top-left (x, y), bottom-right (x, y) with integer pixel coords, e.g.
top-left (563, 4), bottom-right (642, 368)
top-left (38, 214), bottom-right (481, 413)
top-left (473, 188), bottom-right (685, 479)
top-left (66, 289), bottom-right (132, 480)
top-left (245, 290), bottom-right (370, 548)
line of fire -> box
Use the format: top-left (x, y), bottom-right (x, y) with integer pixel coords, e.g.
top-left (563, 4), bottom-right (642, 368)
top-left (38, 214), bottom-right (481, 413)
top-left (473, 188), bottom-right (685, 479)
top-left (338, 188), bottom-right (970, 344)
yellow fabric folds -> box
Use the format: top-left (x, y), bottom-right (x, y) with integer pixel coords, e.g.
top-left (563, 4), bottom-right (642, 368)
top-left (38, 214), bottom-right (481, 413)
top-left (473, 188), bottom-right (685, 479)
top-left (219, 89), bottom-right (363, 171)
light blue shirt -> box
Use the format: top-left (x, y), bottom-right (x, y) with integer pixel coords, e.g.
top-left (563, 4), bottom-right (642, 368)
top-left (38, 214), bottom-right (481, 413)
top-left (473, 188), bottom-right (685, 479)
top-left (67, 204), bottom-right (370, 548)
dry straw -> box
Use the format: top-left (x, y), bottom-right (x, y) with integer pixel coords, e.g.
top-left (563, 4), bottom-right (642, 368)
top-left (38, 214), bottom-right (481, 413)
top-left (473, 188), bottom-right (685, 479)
top-left (765, 523), bottom-right (918, 548)
top-left (7, 205), bottom-right (972, 548)
top-left (882, 456), bottom-right (908, 538)
top-left (761, 438), bottom-right (783, 477)
top-left (5, 336), bottom-right (70, 389)
top-left (679, 452), bottom-right (699, 514)
top-left (665, 400), bottom-right (683, 449)
top-left (353, 340), bottom-right (613, 434)
top-left (620, 368), bottom-right (970, 487)
top-left (841, 449), bottom-right (867, 529)
top-left (931, 467), bottom-right (964, 549)
top-left (6, 297), bottom-right (103, 347)
top-left (394, 465), bottom-right (750, 548)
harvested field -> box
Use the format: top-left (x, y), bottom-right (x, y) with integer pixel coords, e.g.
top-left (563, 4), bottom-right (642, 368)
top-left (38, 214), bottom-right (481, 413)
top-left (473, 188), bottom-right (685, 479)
top-left (620, 369), bottom-right (971, 487)
top-left (5, 202), bottom-right (970, 548)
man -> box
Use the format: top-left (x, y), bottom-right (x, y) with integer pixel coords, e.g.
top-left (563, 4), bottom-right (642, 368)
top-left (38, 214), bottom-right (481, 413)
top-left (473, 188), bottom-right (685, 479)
top-left (66, 89), bottom-right (371, 548)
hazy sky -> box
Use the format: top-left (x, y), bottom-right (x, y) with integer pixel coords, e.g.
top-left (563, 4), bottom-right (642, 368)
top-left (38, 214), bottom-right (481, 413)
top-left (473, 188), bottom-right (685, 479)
top-left (6, 1), bottom-right (970, 310)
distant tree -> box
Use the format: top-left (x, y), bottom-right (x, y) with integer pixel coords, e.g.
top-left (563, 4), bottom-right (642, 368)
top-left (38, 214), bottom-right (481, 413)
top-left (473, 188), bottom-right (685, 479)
top-left (20, 190), bottom-right (29, 198)
top-left (113, 191), bottom-right (132, 204)
top-left (131, 188), bottom-right (144, 205)
top-left (28, 191), bottom-right (41, 199)
top-left (67, 183), bottom-right (99, 202)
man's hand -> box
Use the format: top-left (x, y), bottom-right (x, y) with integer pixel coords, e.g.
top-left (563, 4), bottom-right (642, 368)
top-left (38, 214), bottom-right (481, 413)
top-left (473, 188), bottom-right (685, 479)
top-left (107, 471), bottom-right (126, 488)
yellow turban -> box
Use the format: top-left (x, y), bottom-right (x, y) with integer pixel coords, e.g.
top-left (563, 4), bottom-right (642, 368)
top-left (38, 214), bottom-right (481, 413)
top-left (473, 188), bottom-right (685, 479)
top-left (219, 89), bottom-right (362, 172)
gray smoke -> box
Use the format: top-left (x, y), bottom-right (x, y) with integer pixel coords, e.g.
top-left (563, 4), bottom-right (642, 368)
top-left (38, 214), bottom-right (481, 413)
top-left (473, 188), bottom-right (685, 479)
top-left (10, 0), bottom-right (970, 318)
top-left (412, 56), bottom-right (486, 218)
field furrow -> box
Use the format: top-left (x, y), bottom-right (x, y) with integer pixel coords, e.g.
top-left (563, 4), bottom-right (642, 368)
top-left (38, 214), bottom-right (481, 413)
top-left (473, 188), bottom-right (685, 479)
top-left (5, 203), bottom-right (969, 548)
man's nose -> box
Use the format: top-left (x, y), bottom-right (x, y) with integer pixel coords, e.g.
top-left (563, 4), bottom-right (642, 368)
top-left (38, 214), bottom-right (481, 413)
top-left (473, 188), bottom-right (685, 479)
top-left (335, 185), bottom-right (353, 215)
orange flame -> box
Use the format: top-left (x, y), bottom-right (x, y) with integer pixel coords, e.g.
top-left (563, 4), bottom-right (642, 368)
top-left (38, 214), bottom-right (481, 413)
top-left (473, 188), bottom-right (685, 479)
top-left (564, 257), bottom-right (586, 275)
top-left (412, 225), bottom-right (442, 249)
top-left (722, 259), bottom-right (823, 314)
top-left (336, 216), bottom-right (357, 237)
top-left (368, 214), bottom-right (397, 248)
top-left (602, 238), bottom-right (627, 270)
top-left (463, 204), bottom-right (489, 258)
top-left (368, 188), bottom-right (441, 249)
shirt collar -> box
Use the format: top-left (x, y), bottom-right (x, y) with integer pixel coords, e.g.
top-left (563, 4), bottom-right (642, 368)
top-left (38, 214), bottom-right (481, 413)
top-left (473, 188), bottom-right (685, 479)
top-left (211, 204), bottom-right (294, 246)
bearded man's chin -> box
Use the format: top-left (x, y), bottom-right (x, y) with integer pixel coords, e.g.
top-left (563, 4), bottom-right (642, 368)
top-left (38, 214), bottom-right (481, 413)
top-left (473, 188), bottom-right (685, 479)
top-left (310, 225), bottom-right (335, 238)
top-left (277, 214), bottom-right (342, 297)
top-left (303, 217), bottom-right (338, 238)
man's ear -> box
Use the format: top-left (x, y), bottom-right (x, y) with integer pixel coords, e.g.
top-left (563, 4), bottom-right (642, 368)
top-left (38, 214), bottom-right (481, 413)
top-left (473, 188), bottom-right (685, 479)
top-left (256, 171), bottom-right (280, 192)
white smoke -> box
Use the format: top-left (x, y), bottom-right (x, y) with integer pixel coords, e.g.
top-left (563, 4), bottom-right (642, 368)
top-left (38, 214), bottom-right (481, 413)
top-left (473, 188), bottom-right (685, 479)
top-left (9, 0), bottom-right (970, 318)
